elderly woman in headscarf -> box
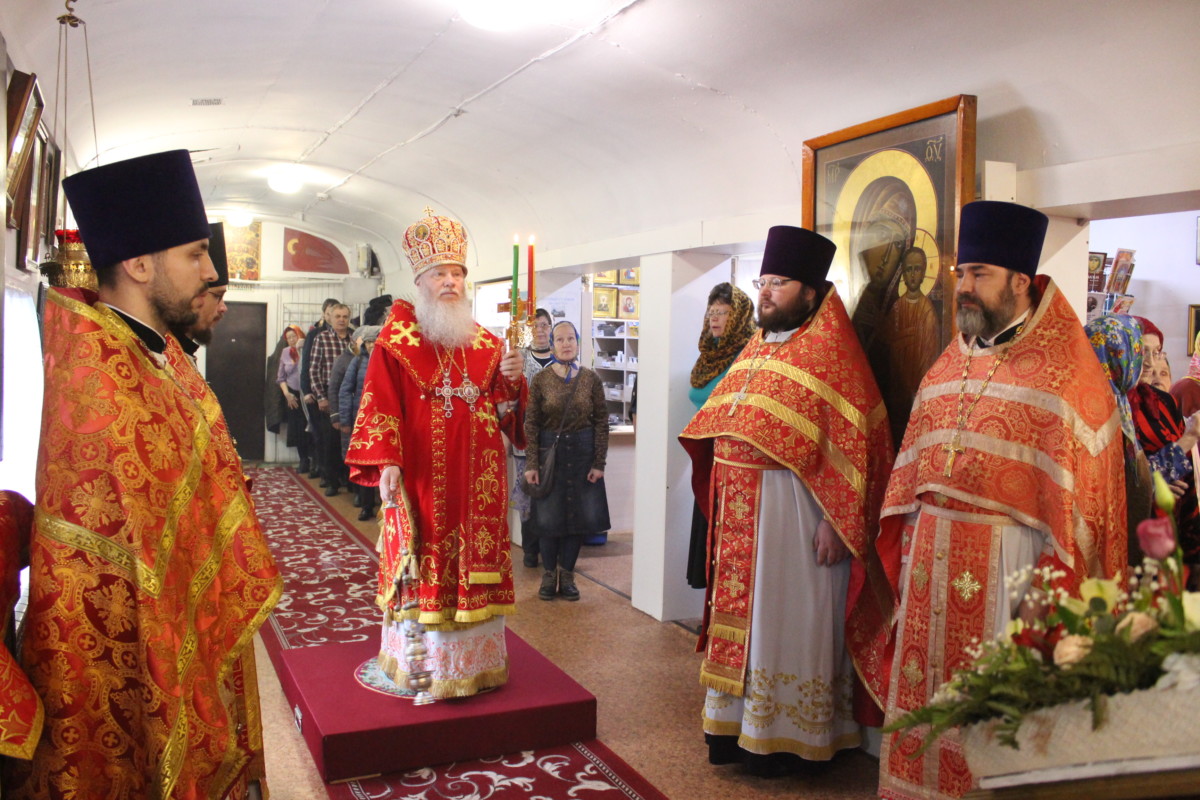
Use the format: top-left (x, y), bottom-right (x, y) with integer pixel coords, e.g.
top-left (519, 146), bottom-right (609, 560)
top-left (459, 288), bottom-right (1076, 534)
top-left (1086, 315), bottom-right (1154, 561)
top-left (1088, 315), bottom-right (1200, 569)
top-left (1128, 317), bottom-right (1199, 488)
top-left (276, 324), bottom-right (311, 472)
top-left (1129, 316), bottom-right (1200, 576)
top-left (1171, 330), bottom-right (1200, 418)
top-left (523, 321), bottom-right (611, 601)
top-left (684, 283), bottom-right (755, 588)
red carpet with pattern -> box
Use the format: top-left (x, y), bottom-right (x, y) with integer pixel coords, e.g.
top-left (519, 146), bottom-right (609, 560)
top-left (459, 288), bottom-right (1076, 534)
top-left (249, 466), bottom-right (666, 800)
top-left (325, 740), bottom-right (666, 800)
top-left (249, 465), bottom-right (381, 669)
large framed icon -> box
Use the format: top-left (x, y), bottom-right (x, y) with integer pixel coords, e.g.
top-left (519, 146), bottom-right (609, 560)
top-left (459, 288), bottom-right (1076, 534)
top-left (1189, 304), bottom-right (1200, 356)
top-left (6, 71), bottom-right (44, 229)
top-left (802, 94), bottom-right (976, 445)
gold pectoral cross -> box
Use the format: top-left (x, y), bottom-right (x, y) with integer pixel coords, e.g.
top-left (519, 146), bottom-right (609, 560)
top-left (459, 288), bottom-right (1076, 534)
top-left (942, 434), bottom-right (965, 478)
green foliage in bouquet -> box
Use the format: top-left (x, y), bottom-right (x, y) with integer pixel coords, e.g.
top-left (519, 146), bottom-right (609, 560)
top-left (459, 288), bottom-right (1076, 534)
top-left (885, 472), bottom-right (1200, 753)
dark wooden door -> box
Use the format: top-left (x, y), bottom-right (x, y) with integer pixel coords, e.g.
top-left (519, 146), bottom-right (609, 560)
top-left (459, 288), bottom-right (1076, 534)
top-left (207, 301), bottom-right (267, 461)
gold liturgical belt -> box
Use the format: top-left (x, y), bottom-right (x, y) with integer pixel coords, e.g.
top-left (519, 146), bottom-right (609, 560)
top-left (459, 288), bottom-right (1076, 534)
top-left (713, 438), bottom-right (787, 470)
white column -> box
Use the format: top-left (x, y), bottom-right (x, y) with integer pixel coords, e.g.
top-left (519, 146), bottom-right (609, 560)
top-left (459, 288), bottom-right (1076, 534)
top-left (631, 251), bottom-right (726, 620)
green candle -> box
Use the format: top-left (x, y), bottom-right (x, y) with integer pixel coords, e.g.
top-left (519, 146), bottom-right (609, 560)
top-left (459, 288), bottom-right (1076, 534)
top-left (512, 235), bottom-right (519, 312)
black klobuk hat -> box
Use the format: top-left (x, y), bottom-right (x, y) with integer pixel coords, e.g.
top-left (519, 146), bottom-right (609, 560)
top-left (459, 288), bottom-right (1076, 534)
top-left (209, 222), bottom-right (229, 287)
top-left (760, 225), bottom-right (837, 287)
top-left (956, 200), bottom-right (1049, 277)
top-left (62, 149), bottom-right (211, 272)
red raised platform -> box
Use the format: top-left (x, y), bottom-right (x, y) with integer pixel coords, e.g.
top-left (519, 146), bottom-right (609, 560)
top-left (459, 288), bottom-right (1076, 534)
top-left (276, 629), bottom-right (598, 782)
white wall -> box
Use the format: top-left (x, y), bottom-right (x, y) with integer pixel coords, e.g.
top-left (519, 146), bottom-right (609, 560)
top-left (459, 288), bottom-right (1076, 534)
top-left (1038, 216), bottom-right (1092, 323)
top-left (0, 38), bottom-right (46, 502)
top-left (631, 250), bottom-right (728, 621)
top-left (1089, 210), bottom-right (1200, 382)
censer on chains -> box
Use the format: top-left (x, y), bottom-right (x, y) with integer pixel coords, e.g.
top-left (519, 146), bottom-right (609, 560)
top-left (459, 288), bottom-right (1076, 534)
top-left (382, 500), bottom-right (435, 705)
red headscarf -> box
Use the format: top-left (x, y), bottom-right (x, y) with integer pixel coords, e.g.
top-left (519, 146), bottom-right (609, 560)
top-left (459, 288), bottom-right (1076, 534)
top-left (285, 324), bottom-right (305, 362)
top-left (1132, 316), bottom-right (1163, 344)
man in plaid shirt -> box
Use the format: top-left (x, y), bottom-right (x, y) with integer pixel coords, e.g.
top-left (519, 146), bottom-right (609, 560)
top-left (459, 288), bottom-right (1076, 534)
top-left (310, 302), bottom-right (353, 495)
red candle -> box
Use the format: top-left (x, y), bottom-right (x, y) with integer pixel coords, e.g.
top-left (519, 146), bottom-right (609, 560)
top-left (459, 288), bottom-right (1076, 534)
top-left (527, 235), bottom-right (536, 319)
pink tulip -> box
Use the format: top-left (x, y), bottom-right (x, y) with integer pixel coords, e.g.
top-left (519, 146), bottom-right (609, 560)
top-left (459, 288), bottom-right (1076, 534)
top-left (1137, 515), bottom-right (1176, 561)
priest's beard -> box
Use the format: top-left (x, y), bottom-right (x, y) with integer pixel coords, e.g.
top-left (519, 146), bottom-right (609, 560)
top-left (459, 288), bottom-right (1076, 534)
top-left (414, 289), bottom-right (476, 348)
top-left (150, 268), bottom-right (200, 330)
top-left (758, 293), bottom-right (814, 333)
top-left (956, 276), bottom-right (1017, 342)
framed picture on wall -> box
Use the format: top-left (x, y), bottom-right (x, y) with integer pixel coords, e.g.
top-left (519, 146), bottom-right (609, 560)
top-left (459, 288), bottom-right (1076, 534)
top-left (40, 137), bottom-right (61, 248)
top-left (6, 71), bottom-right (44, 229)
top-left (593, 287), bottom-right (617, 318)
top-left (15, 127), bottom-right (47, 269)
top-left (1189, 304), bottom-right (1200, 355)
top-left (618, 267), bottom-right (640, 285)
top-left (802, 94), bottom-right (976, 445)
top-left (617, 289), bottom-right (639, 319)
top-left (594, 269), bottom-right (618, 285)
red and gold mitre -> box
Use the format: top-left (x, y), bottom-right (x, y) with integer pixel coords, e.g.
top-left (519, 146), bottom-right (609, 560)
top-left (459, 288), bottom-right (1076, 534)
top-left (403, 207), bottom-right (468, 279)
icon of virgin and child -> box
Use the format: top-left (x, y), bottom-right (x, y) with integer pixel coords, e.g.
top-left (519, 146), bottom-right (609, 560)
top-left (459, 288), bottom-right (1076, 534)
top-left (848, 177), bottom-right (941, 446)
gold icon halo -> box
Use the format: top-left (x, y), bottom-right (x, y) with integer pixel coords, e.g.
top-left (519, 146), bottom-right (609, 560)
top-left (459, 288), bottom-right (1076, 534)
top-left (829, 148), bottom-right (939, 292)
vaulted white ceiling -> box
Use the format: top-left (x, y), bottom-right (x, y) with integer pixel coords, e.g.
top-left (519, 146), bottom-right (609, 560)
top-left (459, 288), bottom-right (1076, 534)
top-left (3, 0), bottom-right (1198, 279)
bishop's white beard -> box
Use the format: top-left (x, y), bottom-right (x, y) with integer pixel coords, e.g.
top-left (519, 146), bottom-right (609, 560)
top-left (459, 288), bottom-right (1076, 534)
top-left (414, 290), bottom-right (477, 348)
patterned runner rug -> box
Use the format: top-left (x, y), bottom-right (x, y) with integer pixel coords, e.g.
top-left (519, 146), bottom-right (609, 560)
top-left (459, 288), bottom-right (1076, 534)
top-left (250, 465), bottom-right (381, 666)
top-left (326, 740), bottom-right (666, 800)
top-left (249, 466), bottom-right (667, 800)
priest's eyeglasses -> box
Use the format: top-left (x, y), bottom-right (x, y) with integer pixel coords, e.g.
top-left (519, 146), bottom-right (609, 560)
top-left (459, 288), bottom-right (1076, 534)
top-left (751, 277), bottom-right (795, 291)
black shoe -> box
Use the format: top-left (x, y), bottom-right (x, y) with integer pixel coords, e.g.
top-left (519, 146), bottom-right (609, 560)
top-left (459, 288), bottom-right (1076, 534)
top-left (742, 752), bottom-right (804, 778)
top-left (557, 569), bottom-right (580, 601)
top-left (352, 493), bottom-right (363, 508)
top-left (324, 485), bottom-right (339, 497)
top-left (538, 571), bottom-right (557, 600)
top-left (358, 507), bottom-right (375, 521)
top-left (319, 479), bottom-right (331, 488)
top-left (523, 552), bottom-right (538, 568)
top-left (706, 734), bottom-right (742, 766)
top-left (309, 470), bottom-right (320, 479)
top-left (297, 460), bottom-right (310, 474)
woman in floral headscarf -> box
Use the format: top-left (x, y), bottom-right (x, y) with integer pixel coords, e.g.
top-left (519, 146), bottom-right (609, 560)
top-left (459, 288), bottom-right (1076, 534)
top-left (1089, 316), bottom-right (1200, 570)
top-left (684, 283), bottom-right (755, 588)
top-left (1171, 329), bottom-right (1200, 418)
top-left (1086, 315), bottom-right (1154, 556)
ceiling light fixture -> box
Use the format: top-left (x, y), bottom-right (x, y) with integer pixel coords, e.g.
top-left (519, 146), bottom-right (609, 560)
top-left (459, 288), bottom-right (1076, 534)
top-left (267, 165), bottom-right (305, 194)
top-left (224, 209), bottom-right (254, 228)
top-left (454, 0), bottom-right (606, 31)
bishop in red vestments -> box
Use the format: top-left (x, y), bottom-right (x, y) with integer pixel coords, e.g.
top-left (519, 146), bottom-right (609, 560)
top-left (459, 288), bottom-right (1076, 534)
top-left (346, 209), bottom-right (526, 698)
top-left (7, 151), bottom-right (281, 800)
top-left (680, 226), bottom-right (895, 777)
top-left (874, 202), bottom-right (1126, 800)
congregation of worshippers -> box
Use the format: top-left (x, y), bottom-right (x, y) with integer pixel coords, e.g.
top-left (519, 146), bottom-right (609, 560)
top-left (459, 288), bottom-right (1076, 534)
top-left (4, 144), bottom-right (1198, 800)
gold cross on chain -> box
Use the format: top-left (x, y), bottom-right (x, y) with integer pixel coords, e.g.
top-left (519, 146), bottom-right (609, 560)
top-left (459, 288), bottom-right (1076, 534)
top-left (942, 434), bottom-right (965, 478)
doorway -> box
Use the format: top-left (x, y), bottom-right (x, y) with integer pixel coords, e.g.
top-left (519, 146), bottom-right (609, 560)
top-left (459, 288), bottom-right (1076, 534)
top-left (207, 301), bottom-right (267, 461)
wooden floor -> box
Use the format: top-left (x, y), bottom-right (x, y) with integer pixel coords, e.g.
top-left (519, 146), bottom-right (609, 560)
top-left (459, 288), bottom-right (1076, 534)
top-left (257, 468), bottom-right (883, 799)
